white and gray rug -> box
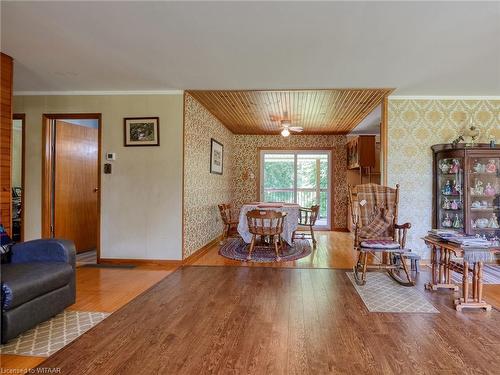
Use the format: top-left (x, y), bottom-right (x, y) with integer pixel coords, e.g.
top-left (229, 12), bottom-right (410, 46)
top-left (347, 272), bottom-right (439, 313)
top-left (0, 310), bottom-right (110, 357)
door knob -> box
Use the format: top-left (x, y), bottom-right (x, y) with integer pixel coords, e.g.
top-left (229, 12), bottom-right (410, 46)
top-left (94, 188), bottom-right (99, 192)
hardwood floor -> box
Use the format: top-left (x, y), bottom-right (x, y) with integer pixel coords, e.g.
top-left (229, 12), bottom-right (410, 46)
top-left (191, 231), bottom-right (358, 269)
top-left (0, 264), bottom-right (177, 371)
top-left (193, 231), bottom-right (500, 310)
top-left (2, 232), bottom-right (499, 373)
top-left (35, 266), bottom-right (500, 374)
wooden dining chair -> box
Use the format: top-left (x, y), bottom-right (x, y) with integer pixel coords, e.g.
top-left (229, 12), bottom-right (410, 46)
top-left (292, 205), bottom-right (320, 246)
top-left (246, 210), bottom-right (287, 261)
top-left (218, 203), bottom-right (239, 240)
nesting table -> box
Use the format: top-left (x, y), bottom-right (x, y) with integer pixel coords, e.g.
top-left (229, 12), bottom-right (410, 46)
top-left (423, 236), bottom-right (499, 311)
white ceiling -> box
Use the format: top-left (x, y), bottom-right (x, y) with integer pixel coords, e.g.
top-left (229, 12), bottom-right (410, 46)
top-left (2, 1), bottom-right (499, 95)
top-left (350, 105), bottom-right (381, 135)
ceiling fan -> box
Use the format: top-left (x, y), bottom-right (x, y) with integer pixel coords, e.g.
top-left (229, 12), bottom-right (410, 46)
top-left (279, 120), bottom-right (303, 137)
top-left (271, 111), bottom-right (303, 137)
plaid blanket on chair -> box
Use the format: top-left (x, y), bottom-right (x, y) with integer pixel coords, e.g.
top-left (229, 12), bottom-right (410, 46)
top-left (355, 184), bottom-right (398, 239)
top-left (358, 207), bottom-right (393, 238)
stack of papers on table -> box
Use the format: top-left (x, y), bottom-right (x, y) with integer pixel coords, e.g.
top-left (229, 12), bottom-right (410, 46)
top-left (427, 229), bottom-right (460, 240)
top-left (454, 238), bottom-right (491, 248)
top-left (427, 230), bottom-right (492, 248)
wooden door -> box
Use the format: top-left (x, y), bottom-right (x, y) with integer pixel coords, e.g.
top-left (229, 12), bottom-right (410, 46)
top-left (54, 120), bottom-right (98, 252)
top-left (0, 53), bottom-right (13, 235)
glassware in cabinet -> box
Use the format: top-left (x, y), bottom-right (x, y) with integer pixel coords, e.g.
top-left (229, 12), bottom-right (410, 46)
top-left (436, 156), bottom-right (464, 230)
top-left (467, 156), bottom-right (500, 239)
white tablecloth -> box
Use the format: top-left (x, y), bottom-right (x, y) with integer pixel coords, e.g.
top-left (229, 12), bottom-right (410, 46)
top-left (237, 203), bottom-right (300, 245)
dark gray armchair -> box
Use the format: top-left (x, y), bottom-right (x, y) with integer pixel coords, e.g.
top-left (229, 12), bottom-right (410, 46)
top-left (1, 239), bottom-right (76, 343)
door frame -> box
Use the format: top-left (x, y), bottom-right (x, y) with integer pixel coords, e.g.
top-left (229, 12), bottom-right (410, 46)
top-left (257, 147), bottom-right (334, 231)
top-left (12, 113), bottom-right (25, 241)
top-left (380, 96), bottom-right (388, 185)
top-left (42, 113), bottom-right (102, 261)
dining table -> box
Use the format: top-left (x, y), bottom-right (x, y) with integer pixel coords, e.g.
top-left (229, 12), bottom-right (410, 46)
top-left (237, 202), bottom-right (300, 246)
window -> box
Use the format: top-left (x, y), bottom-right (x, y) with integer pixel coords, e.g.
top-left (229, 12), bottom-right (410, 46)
top-left (260, 150), bottom-right (331, 228)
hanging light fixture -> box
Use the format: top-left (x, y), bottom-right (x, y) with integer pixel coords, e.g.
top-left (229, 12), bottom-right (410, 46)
top-left (278, 119), bottom-right (302, 137)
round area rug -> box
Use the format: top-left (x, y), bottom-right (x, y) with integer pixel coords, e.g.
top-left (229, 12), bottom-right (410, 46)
top-left (219, 238), bottom-right (312, 262)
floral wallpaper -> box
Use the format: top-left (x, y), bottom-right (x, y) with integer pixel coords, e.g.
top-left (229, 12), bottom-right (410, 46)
top-left (387, 99), bottom-right (500, 258)
top-left (232, 135), bottom-right (348, 229)
top-left (183, 94), bottom-right (234, 258)
top-left (184, 95), bottom-right (351, 257)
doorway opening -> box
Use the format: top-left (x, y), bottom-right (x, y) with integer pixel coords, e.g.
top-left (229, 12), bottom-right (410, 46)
top-left (259, 149), bottom-right (332, 229)
top-left (42, 114), bottom-right (101, 261)
top-left (12, 114), bottom-right (25, 242)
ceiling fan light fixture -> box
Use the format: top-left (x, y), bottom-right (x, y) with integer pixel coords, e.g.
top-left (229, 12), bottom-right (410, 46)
top-left (281, 128), bottom-right (290, 137)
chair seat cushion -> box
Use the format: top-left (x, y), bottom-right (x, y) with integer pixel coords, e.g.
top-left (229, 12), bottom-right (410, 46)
top-left (360, 240), bottom-right (401, 250)
top-left (1, 262), bottom-right (73, 311)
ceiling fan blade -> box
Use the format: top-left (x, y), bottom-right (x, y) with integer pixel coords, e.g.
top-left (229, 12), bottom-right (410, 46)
top-left (290, 127), bottom-right (303, 132)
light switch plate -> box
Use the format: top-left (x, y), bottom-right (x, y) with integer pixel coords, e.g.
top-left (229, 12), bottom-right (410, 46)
top-left (106, 152), bottom-right (116, 161)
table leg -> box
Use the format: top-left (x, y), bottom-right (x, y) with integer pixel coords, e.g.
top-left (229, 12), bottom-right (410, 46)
top-left (455, 260), bottom-right (492, 312)
top-left (425, 244), bottom-right (458, 292)
top-left (463, 260), bottom-right (469, 304)
top-left (445, 250), bottom-right (451, 284)
top-left (426, 244), bottom-right (435, 290)
top-left (431, 245), bottom-right (436, 284)
top-left (472, 262), bottom-right (478, 302)
top-left (438, 248), bottom-right (444, 284)
top-left (477, 261), bottom-right (484, 303)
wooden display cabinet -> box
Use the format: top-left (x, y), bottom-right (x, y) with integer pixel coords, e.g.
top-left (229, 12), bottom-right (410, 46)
top-left (432, 144), bottom-right (500, 239)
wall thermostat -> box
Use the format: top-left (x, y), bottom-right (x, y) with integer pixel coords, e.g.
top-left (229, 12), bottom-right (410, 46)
top-left (106, 152), bottom-right (116, 161)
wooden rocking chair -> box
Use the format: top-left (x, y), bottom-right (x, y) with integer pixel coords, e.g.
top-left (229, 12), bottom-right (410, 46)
top-left (349, 183), bottom-right (414, 286)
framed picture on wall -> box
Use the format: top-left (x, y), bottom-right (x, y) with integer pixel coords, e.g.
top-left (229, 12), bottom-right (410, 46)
top-left (124, 117), bottom-right (160, 146)
top-left (210, 138), bottom-right (224, 175)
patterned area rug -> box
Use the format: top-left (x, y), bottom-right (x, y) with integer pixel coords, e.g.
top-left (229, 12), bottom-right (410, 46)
top-left (451, 264), bottom-right (500, 285)
top-left (347, 272), bottom-right (439, 313)
top-left (219, 238), bottom-right (311, 262)
top-left (0, 310), bottom-right (110, 357)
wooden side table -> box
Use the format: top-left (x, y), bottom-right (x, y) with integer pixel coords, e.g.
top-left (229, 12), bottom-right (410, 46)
top-left (423, 239), bottom-right (458, 291)
top-left (423, 237), bottom-right (497, 311)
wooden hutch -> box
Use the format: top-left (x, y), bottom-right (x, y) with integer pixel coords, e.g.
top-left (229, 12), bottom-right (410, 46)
top-left (432, 143), bottom-right (500, 239)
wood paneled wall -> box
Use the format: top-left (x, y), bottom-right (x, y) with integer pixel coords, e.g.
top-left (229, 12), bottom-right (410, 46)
top-left (0, 53), bottom-right (13, 235)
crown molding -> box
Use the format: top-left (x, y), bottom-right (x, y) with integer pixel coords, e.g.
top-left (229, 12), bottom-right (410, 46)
top-left (388, 95), bottom-right (500, 100)
top-left (13, 90), bottom-right (184, 96)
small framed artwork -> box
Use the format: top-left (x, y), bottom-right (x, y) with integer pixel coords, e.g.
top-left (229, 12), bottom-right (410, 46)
top-left (210, 138), bottom-right (224, 175)
top-left (124, 117), bottom-right (160, 147)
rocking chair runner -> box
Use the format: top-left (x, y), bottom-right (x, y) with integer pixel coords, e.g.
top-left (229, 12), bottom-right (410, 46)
top-left (349, 183), bottom-right (415, 286)
top-left (246, 210), bottom-right (287, 261)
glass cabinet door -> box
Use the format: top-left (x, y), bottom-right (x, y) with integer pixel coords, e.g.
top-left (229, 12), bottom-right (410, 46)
top-left (437, 156), bottom-right (464, 231)
top-left (468, 157), bottom-right (500, 239)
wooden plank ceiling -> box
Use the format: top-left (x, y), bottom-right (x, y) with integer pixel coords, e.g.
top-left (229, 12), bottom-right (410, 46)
top-left (187, 89), bottom-right (393, 135)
